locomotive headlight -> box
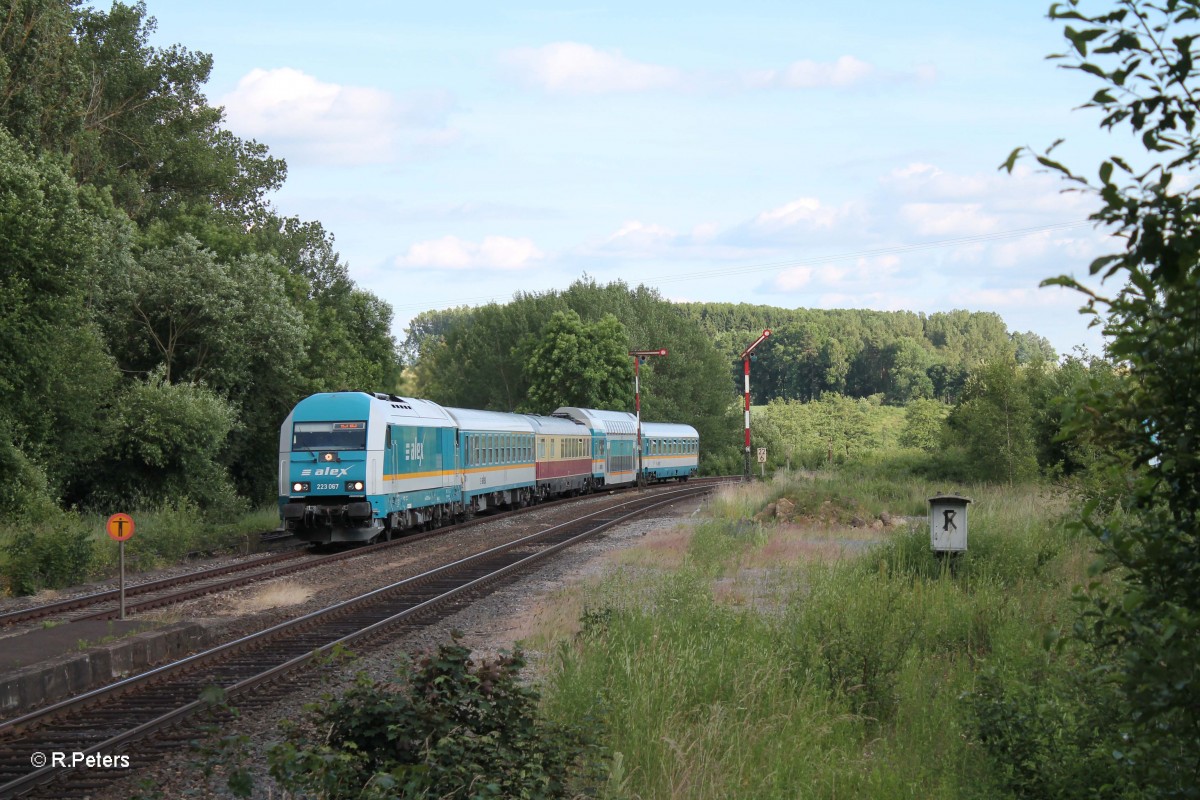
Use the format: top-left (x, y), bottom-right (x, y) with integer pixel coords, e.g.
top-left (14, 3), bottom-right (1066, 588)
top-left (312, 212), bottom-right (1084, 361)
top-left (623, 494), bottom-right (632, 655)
top-left (346, 480), bottom-right (365, 492)
top-left (292, 481), bottom-right (310, 493)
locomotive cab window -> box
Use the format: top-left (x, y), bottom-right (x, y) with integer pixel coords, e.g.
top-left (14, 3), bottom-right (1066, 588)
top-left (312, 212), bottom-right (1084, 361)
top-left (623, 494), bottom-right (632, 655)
top-left (293, 421), bottom-right (367, 451)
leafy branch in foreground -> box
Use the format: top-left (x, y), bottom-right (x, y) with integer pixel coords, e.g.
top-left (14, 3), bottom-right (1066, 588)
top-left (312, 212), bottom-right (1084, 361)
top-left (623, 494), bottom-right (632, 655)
top-left (1005, 1), bottom-right (1200, 793)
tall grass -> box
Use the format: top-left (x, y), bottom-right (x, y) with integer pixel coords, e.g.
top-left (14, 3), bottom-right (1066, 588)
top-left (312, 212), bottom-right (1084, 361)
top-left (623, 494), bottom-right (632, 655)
top-left (538, 473), bottom-right (1094, 798)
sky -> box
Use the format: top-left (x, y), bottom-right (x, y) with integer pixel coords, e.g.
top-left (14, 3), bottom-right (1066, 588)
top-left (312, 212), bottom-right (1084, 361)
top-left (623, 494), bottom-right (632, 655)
top-left (144, 0), bottom-right (1126, 358)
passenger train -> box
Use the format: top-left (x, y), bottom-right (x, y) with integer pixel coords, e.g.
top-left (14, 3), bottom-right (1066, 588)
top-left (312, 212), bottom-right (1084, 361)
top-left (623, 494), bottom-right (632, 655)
top-left (278, 392), bottom-right (700, 545)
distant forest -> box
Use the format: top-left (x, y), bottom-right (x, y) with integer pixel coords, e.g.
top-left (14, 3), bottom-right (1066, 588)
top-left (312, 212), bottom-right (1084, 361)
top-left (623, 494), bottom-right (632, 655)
top-left (404, 297), bottom-right (1058, 409)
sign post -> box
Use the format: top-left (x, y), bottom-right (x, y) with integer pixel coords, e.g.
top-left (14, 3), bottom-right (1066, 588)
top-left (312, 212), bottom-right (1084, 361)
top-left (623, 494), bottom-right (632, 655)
top-left (106, 513), bottom-right (135, 619)
top-left (629, 348), bottom-right (668, 488)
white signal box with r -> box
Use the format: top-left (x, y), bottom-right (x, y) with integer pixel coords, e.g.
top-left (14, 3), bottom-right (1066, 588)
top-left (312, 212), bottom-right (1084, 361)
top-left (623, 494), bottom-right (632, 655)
top-left (928, 494), bottom-right (971, 552)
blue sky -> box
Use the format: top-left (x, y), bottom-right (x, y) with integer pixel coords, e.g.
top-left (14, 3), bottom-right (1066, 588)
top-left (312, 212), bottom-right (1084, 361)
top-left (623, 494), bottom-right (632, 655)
top-left (146, 0), bottom-right (1122, 357)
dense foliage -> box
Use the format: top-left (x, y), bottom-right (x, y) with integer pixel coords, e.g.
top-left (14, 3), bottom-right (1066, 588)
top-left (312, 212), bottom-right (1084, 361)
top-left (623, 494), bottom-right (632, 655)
top-left (0, 0), bottom-right (400, 522)
top-left (991, 0), bottom-right (1200, 793)
top-left (678, 303), bottom-right (1052, 404)
top-left (267, 639), bottom-right (601, 799)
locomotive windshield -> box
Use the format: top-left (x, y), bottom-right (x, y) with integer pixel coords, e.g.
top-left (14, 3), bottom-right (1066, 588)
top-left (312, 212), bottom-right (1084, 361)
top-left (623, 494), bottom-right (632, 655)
top-left (292, 421), bottom-right (367, 451)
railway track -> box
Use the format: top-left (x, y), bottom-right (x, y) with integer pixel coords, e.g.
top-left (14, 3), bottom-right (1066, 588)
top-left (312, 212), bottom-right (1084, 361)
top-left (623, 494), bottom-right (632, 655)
top-left (0, 483), bottom-right (715, 799)
top-left (0, 478), bottom-right (727, 630)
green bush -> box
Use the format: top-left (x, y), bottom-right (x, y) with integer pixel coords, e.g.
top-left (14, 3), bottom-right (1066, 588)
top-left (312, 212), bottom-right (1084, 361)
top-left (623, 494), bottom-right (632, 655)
top-left (90, 372), bottom-right (241, 512)
top-left (3, 516), bottom-right (95, 595)
top-left (268, 637), bottom-right (602, 799)
top-left (970, 655), bottom-right (1140, 799)
top-left (0, 431), bottom-right (58, 521)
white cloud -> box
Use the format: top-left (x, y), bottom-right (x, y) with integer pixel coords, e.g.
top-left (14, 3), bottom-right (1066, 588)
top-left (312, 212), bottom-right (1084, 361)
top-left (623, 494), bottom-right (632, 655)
top-left (753, 197), bottom-right (850, 231)
top-left (773, 267), bottom-right (814, 290)
top-left (746, 55), bottom-right (875, 89)
top-left (500, 42), bottom-right (682, 94)
top-left (898, 202), bottom-right (1000, 237)
top-left (394, 236), bottom-right (543, 270)
top-left (220, 68), bottom-right (455, 165)
top-left (767, 256), bottom-right (901, 295)
top-left (606, 221), bottom-right (677, 247)
top-left (500, 46), bottom-right (925, 95)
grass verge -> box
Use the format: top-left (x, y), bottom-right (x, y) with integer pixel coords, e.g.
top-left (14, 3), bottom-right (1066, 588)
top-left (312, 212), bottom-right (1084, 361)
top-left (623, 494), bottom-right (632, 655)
top-left (0, 503), bottom-right (282, 596)
top-left (534, 471), bottom-right (1095, 798)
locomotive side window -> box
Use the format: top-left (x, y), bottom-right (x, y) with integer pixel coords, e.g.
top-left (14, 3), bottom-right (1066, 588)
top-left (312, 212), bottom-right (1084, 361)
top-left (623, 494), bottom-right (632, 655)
top-left (293, 421), bottom-right (367, 451)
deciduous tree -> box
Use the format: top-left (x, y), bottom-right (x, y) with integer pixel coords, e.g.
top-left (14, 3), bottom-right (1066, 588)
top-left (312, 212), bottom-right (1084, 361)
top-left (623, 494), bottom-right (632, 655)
top-left (521, 311), bottom-right (632, 413)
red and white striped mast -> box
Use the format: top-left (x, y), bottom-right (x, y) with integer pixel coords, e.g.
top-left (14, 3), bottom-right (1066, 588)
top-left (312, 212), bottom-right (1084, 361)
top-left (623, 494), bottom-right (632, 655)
top-left (629, 348), bottom-right (668, 487)
top-left (738, 329), bottom-right (771, 480)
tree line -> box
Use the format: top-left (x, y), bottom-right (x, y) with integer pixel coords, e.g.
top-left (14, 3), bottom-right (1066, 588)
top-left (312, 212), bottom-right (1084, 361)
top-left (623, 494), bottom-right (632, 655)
top-left (679, 303), bottom-right (1057, 405)
top-left (0, 0), bottom-right (400, 519)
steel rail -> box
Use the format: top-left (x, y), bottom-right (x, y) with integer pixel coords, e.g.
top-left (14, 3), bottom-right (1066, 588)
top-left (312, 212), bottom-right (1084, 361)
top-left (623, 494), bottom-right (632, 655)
top-left (0, 478), bottom-right (728, 628)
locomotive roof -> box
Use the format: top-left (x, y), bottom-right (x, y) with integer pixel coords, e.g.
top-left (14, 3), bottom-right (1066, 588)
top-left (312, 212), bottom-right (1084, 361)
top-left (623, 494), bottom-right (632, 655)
top-left (287, 392), bottom-right (457, 427)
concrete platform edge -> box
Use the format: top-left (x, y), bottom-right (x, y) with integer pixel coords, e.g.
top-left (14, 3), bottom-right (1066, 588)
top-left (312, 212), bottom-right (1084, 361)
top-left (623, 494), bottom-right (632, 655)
top-left (0, 622), bottom-right (210, 719)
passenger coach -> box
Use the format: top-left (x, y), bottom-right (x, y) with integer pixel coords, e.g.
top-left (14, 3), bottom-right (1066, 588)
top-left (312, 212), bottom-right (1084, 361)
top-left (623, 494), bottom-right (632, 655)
top-left (443, 407), bottom-right (536, 513)
top-left (525, 413), bottom-right (594, 498)
top-left (640, 421), bottom-right (700, 482)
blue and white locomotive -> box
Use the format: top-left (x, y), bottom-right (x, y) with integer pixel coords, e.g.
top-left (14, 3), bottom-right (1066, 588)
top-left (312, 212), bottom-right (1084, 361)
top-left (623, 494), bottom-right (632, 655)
top-left (278, 392), bottom-right (699, 545)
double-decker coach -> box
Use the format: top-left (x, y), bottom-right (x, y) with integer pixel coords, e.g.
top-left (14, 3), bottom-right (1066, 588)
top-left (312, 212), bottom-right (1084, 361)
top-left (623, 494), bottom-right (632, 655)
top-left (554, 407), bottom-right (638, 488)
